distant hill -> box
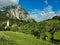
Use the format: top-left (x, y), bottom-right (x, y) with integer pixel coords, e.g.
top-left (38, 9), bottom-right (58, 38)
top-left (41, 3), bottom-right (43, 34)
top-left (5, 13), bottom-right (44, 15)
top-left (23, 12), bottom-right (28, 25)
top-left (52, 16), bottom-right (60, 20)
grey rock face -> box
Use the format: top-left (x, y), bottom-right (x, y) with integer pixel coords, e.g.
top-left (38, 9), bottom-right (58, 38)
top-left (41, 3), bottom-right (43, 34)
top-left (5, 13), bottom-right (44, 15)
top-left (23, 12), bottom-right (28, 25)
top-left (0, 5), bottom-right (32, 22)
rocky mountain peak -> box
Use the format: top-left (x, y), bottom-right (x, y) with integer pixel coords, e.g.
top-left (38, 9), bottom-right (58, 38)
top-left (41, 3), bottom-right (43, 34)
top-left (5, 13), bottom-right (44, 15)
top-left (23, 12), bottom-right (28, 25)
top-left (0, 5), bottom-right (32, 22)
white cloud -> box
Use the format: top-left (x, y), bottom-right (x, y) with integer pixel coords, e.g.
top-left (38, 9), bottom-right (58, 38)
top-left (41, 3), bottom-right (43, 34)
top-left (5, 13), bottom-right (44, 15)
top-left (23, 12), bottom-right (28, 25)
top-left (0, 0), bottom-right (19, 8)
top-left (29, 5), bottom-right (56, 22)
top-left (45, 0), bottom-right (48, 4)
top-left (56, 11), bottom-right (60, 16)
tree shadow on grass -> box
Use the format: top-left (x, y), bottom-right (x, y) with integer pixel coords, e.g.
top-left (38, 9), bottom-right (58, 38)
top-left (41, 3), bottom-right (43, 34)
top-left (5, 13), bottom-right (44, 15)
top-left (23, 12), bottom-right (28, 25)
top-left (53, 39), bottom-right (60, 45)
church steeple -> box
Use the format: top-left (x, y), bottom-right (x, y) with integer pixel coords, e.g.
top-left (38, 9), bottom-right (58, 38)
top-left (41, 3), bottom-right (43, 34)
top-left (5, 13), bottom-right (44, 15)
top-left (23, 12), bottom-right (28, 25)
top-left (7, 20), bottom-right (9, 27)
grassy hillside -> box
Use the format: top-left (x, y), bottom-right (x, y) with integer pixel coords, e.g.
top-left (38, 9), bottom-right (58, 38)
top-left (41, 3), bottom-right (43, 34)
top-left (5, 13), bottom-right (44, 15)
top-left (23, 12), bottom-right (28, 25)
top-left (19, 19), bottom-right (60, 36)
top-left (54, 32), bottom-right (60, 40)
top-left (0, 31), bottom-right (55, 45)
top-left (0, 16), bottom-right (60, 45)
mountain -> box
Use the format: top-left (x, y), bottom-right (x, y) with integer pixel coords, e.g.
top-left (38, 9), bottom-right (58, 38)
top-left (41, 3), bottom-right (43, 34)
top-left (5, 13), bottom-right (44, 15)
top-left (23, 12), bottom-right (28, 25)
top-left (0, 5), bottom-right (32, 22)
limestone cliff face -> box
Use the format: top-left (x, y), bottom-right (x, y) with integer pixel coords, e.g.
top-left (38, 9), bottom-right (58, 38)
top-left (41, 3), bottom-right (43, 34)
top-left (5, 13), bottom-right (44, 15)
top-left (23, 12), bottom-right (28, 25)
top-left (0, 5), bottom-right (32, 22)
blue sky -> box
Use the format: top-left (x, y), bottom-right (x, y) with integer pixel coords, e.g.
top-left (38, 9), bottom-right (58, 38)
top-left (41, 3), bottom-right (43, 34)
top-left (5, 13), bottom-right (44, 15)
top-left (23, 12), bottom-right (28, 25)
top-left (19, 0), bottom-right (60, 22)
top-left (19, 0), bottom-right (60, 11)
top-left (0, 0), bottom-right (60, 22)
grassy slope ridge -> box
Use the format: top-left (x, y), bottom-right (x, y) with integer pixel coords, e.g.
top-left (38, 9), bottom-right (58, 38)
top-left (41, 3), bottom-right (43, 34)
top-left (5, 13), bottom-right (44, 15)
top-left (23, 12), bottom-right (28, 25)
top-left (0, 31), bottom-right (55, 45)
top-left (20, 19), bottom-right (60, 39)
top-left (41, 19), bottom-right (60, 39)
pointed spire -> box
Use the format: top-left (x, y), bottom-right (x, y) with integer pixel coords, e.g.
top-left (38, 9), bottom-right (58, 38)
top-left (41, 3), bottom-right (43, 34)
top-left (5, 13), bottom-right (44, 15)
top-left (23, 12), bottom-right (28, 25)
top-left (7, 20), bottom-right (9, 27)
